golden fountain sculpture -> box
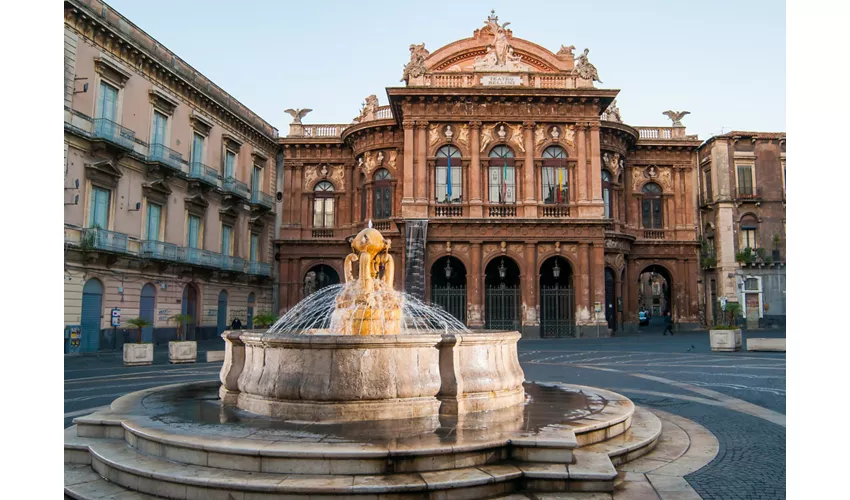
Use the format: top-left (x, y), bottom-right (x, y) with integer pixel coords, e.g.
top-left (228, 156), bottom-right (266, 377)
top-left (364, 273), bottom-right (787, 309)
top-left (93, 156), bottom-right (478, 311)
top-left (329, 225), bottom-right (401, 335)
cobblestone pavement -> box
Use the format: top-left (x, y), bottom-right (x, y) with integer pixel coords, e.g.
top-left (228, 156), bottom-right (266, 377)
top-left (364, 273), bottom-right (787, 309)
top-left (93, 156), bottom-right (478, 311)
top-left (64, 328), bottom-right (786, 499)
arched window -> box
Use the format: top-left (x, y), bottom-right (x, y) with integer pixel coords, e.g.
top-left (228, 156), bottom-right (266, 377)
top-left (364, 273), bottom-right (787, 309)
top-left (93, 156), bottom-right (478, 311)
top-left (488, 145), bottom-right (516, 204)
top-left (435, 145), bottom-right (462, 203)
top-left (641, 182), bottom-right (663, 229)
top-left (313, 181), bottom-right (335, 228)
top-left (541, 146), bottom-right (568, 205)
top-left (602, 170), bottom-right (612, 218)
top-left (373, 168), bottom-right (392, 219)
top-left (740, 215), bottom-right (759, 249)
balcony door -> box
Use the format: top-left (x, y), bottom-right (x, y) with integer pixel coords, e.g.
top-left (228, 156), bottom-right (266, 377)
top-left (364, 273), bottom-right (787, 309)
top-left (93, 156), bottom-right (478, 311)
top-left (89, 187), bottom-right (110, 229)
top-left (145, 202), bottom-right (161, 241)
top-left (187, 215), bottom-right (201, 249)
top-left (151, 110), bottom-right (167, 147)
top-left (252, 166), bottom-right (262, 199)
top-left (250, 233), bottom-right (259, 262)
top-left (97, 81), bottom-right (118, 122)
top-left (221, 225), bottom-right (232, 256)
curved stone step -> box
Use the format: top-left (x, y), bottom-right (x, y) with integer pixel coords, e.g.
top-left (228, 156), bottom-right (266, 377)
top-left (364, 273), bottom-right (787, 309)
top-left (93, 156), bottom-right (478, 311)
top-left (581, 406), bottom-right (663, 466)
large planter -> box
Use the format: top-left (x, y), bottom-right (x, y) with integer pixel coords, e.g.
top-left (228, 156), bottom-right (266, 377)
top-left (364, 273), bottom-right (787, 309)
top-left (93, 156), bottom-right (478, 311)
top-left (709, 329), bottom-right (742, 352)
top-left (168, 340), bottom-right (197, 364)
top-left (123, 343), bottom-right (154, 366)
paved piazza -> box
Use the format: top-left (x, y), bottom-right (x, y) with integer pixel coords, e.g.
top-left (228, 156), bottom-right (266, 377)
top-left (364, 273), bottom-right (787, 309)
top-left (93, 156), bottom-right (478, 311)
top-left (65, 326), bottom-right (785, 499)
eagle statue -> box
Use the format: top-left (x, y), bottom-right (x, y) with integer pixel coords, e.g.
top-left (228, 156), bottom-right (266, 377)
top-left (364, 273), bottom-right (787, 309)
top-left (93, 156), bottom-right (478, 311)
top-left (284, 108), bottom-right (313, 125)
top-left (662, 110), bottom-right (690, 127)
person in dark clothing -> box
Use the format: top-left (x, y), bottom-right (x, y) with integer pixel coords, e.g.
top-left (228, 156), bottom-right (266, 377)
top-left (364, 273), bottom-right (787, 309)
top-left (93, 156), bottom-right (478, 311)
top-left (231, 318), bottom-right (242, 330)
top-left (662, 311), bottom-right (674, 336)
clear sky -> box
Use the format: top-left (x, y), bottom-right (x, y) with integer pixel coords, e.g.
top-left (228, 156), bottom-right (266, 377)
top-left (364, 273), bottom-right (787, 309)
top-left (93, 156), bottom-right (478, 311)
top-left (105, 0), bottom-right (785, 140)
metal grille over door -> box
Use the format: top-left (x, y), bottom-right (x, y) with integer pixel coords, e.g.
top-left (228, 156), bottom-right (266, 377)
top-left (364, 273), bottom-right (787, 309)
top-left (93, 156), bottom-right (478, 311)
top-left (81, 279), bottom-right (103, 352)
top-left (540, 286), bottom-right (575, 338)
top-left (139, 284), bottom-right (156, 343)
top-left (485, 284), bottom-right (520, 330)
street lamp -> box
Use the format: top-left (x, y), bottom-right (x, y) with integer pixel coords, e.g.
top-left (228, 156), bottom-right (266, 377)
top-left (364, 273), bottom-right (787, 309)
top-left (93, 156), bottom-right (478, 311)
top-left (498, 258), bottom-right (506, 280)
top-left (444, 258), bottom-right (453, 280)
top-left (552, 259), bottom-right (561, 279)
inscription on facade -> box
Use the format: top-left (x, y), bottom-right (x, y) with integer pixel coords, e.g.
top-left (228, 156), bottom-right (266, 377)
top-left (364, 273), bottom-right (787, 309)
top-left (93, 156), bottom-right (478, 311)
top-left (481, 75), bottom-right (522, 86)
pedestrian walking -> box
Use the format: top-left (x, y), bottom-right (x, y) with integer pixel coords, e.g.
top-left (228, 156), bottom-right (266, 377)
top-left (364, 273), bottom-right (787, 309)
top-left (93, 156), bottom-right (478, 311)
top-left (662, 311), bottom-right (674, 336)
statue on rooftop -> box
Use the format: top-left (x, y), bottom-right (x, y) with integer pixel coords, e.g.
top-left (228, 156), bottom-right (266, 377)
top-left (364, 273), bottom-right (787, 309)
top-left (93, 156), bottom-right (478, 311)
top-left (473, 10), bottom-right (529, 72)
top-left (575, 48), bottom-right (602, 83)
top-left (401, 43), bottom-right (430, 83)
top-left (605, 100), bottom-right (622, 123)
top-left (663, 110), bottom-right (691, 127)
top-left (284, 108), bottom-right (312, 125)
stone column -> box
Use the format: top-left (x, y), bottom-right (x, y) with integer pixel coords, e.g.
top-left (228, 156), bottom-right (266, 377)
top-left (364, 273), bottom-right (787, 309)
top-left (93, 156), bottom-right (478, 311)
top-left (289, 258), bottom-right (300, 308)
top-left (589, 124), bottom-right (603, 206)
top-left (576, 242), bottom-right (590, 328)
top-left (672, 169), bottom-right (681, 227)
top-left (590, 243), bottom-right (606, 328)
top-left (415, 121), bottom-right (428, 206)
top-left (293, 165), bottom-right (304, 228)
top-left (402, 120), bottom-right (415, 206)
top-left (614, 266), bottom-right (623, 333)
top-left (344, 163), bottom-right (354, 227)
top-left (522, 121), bottom-right (537, 217)
top-left (522, 243), bottom-right (539, 335)
top-left (575, 124), bottom-right (587, 203)
top-left (469, 122), bottom-right (483, 217)
top-left (282, 165), bottom-right (293, 224)
top-left (468, 243), bottom-right (484, 327)
top-left (624, 257), bottom-right (637, 332)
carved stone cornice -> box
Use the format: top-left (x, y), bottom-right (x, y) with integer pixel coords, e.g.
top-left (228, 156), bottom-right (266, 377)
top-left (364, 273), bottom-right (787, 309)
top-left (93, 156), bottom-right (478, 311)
top-left (189, 112), bottom-right (214, 136)
top-left (415, 120), bottom-right (430, 129)
top-left (93, 56), bottom-right (131, 88)
top-left (522, 121), bottom-right (535, 130)
top-left (468, 120), bottom-right (482, 129)
top-left (141, 179), bottom-right (172, 204)
top-left (84, 160), bottom-right (122, 188)
top-left (222, 133), bottom-right (243, 151)
top-left (251, 150), bottom-right (269, 164)
top-left (185, 194), bottom-right (209, 216)
top-left (148, 89), bottom-right (179, 115)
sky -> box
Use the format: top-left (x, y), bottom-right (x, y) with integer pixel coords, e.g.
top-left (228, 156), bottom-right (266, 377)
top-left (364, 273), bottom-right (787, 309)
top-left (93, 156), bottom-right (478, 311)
top-left (105, 0), bottom-right (785, 140)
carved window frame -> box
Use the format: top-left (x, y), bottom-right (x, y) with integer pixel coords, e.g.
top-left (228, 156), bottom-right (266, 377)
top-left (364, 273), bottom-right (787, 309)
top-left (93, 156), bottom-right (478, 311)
top-left (92, 56), bottom-right (130, 124)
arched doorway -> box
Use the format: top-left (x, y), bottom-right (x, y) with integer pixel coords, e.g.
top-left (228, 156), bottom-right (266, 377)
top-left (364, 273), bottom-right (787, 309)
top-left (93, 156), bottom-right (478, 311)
top-left (304, 264), bottom-right (340, 297)
top-left (139, 284), bottom-right (156, 343)
top-left (81, 279), bottom-right (103, 353)
top-left (217, 290), bottom-right (228, 335)
top-left (247, 293), bottom-right (255, 329)
top-left (539, 256), bottom-right (575, 338)
top-left (181, 283), bottom-right (199, 340)
top-left (604, 268), bottom-right (616, 331)
top-left (637, 265), bottom-right (672, 329)
top-left (484, 256), bottom-right (521, 330)
top-left (430, 256), bottom-right (467, 324)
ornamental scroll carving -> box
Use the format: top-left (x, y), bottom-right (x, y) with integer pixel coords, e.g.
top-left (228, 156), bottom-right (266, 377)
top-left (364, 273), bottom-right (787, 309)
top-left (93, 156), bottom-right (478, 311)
top-left (631, 166), bottom-right (673, 191)
top-left (456, 124), bottom-right (469, 149)
top-left (509, 124), bottom-right (525, 153)
top-left (483, 243), bottom-right (499, 257)
top-left (534, 125), bottom-right (546, 149)
top-left (480, 126), bottom-right (495, 153)
top-left (303, 164), bottom-right (344, 190)
top-left (605, 253), bottom-right (625, 271)
top-left (386, 150), bottom-right (398, 170)
top-left (429, 124), bottom-right (441, 148)
top-left (508, 243), bottom-right (524, 255)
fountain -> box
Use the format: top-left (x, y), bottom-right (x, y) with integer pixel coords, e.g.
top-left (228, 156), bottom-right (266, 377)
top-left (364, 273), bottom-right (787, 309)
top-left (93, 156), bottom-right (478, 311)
top-left (64, 227), bottom-right (665, 499)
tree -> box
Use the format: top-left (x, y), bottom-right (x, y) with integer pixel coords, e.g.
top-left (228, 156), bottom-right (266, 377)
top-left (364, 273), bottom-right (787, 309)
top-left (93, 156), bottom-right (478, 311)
top-left (723, 302), bottom-right (743, 328)
top-left (126, 317), bottom-right (152, 344)
top-left (252, 313), bottom-right (278, 329)
top-left (168, 314), bottom-right (194, 342)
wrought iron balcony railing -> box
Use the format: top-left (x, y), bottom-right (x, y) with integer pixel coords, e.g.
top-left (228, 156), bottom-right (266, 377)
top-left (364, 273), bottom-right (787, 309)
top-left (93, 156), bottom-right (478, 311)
top-left (140, 240), bottom-right (183, 262)
top-left (221, 255), bottom-right (246, 273)
top-left (189, 161), bottom-right (219, 186)
top-left (251, 191), bottom-right (274, 210)
top-left (148, 143), bottom-right (185, 173)
top-left (733, 186), bottom-right (762, 201)
top-left (222, 176), bottom-right (250, 199)
top-left (92, 118), bottom-right (136, 150)
top-left (182, 247), bottom-right (222, 269)
top-left (248, 261), bottom-right (271, 277)
top-left (82, 228), bottom-right (129, 254)
top-left (312, 229), bottom-right (334, 238)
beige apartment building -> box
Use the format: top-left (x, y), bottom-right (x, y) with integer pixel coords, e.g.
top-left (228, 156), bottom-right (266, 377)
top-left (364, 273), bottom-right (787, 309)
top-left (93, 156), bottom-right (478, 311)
top-left (63, 0), bottom-right (281, 352)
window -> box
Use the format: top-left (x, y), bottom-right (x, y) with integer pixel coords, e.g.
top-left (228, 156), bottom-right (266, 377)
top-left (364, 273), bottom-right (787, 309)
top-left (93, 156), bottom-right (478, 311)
top-left (541, 146), bottom-right (568, 205)
top-left (703, 168), bottom-right (713, 201)
top-left (435, 146), bottom-right (462, 203)
top-left (89, 186), bottom-right (110, 228)
top-left (187, 215), bottom-right (201, 249)
top-left (313, 181), bottom-right (335, 228)
top-left (741, 216), bottom-right (758, 249)
top-left (191, 133), bottom-right (205, 166)
top-left (488, 145), bottom-right (516, 203)
top-left (250, 233), bottom-right (259, 262)
top-left (736, 164), bottom-right (754, 196)
top-left (225, 150), bottom-right (236, 179)
top-left (641, 183), bottom-right (663, 229)
top-left (145, 202), bottom-right (162, 241)
top-left (252, 165), bottom-right (262, 199)
top-left (221, 224), bottom-right (232, 256)
top-left (373, 169), bottom-right (392, 219)
top-left (151, 110), bottom-right (167, 147)
top-left (602, 170), bottom-right (612, 218)
top-left (96, 81), bottom-right (118, 122)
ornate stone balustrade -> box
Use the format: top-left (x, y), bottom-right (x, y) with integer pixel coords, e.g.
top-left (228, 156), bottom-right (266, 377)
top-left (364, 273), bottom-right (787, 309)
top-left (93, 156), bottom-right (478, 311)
top-left (541, 205), bottom-right (570, 217)
top-left (375, 106), bottom-right (393, 120)
top-left (302, 124), bottom-right (348, 138)
top-left (643, 230), bottom-right (666, 240)
top-left (488, 205), bottom-right (517, 217)
top-left (635, 126), bottom-right (697, 141)
top-left (435, 205), bottom-right (463, 217)
top-left (311, 229), bottom-right (334, 239)
top-left (412, 72), bottom-right (586, 89)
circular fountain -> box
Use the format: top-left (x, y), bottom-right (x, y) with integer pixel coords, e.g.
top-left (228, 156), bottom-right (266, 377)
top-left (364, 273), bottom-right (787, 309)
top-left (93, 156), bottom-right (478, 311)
top-left (64, 227), bottom-right (664, 499)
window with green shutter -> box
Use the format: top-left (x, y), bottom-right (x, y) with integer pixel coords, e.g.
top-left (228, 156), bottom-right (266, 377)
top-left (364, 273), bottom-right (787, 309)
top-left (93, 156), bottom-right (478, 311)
top-left (145, 202), bottom-right (162, 241)
top-left (250, 233), bottom-right (259, 262)
top-left (187, 215), bottom-right (201, 249)
top-left (97, 82), bottom-right (118, 122)
top-left (225, 150), bottom-right (236, 178)
top-left (221, 225), bottom-right (232, 256)
top-left (89, 187), bottom-right (110, 229)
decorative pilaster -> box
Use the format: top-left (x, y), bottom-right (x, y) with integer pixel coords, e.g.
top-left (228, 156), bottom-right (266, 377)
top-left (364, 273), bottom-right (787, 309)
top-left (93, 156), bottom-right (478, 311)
top-left (575, 124), bottom-right (588, 203)
top-left (402, 120), bottom-right (415, 205)
top-left (344, 162), bottom-right (354, 227)
top-left (589, 123), bottom-right (602, 204)
top-left (468, 243), bottom-right (484, 327)
top-left (468, 121), bottom-right (483, 218)
top-left (415, 121), bottom-right (428, 205)
top-left (293, 164), bottom-right (304, 228)
top-left (523, 243), bottom-right (539, 327)
top-left (522, 121), bottom-right (537, 217)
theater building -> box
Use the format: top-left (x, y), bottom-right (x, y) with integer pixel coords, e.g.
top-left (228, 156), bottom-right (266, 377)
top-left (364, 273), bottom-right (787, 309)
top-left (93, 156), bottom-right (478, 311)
top-left (278, 11), bottom-right (703, 337)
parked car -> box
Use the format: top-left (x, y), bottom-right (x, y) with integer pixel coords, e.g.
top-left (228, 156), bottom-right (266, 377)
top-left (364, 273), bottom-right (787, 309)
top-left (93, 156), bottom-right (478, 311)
top-left (639, 311), bottom-right (649, 326)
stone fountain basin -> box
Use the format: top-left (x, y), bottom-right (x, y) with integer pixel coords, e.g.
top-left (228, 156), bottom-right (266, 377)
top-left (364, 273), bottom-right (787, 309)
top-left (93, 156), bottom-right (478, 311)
top-left (220, 330), bottom-right (526, 422)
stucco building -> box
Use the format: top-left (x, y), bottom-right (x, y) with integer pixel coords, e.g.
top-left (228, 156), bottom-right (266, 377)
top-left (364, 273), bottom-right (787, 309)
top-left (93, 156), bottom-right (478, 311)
top-left (63, 0), bottom-right (280, 352)
top-left (697, 131), bottom-right (787, 328)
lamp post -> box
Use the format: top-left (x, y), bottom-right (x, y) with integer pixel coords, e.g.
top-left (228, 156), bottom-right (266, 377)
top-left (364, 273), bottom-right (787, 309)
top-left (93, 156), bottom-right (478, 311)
top-left (444, 258), bottom-right (453, 280)
top-left (498, 258), bottom-right (506, 281)
top-left (552, 259), bottom-right (561, 280)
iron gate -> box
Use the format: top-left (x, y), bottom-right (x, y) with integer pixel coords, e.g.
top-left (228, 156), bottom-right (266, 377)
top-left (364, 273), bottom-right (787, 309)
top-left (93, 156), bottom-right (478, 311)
top-left (540, 285), bottom-right (575, 338)
top-left (430, 285), bottom-right (467, 325)
top-left (485, 284), bottom-right (520, 330)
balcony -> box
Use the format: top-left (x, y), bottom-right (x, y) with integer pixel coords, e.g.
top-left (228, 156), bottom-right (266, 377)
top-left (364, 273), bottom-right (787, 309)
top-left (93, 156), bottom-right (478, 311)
top-left (698, 193), bottom-right (713, 209)
top-left (189, 161), bottom-right (219, 187)
top-left (488, 205), bottom-right (517, 218)
top-left (222, 177), bottom-right (250, 199)
top-left (182, 247), bottom-right (222, 269)
top-left (435, 205), bottom-right (463, 218)
top-left (541, 204), bottom-right (570, 217)
top-left (248, 261), bottom-right (271, 277)
top-left (733, 186), bottom-right (762, 202)
top-left (140, 240), bottom-right (183, 262)
top-left (643, 230), bottom-right (665, 240)
top-left (250, 191), bottom-right (274, 210)
top-left (312, 229), bottom-right (334, 238)
top-left (92, 118), bottom-right (136, 151)
top-left (81, 228), bottom-right (129, 254)
top-left (221, 255), bottom-right (246, 273)
top-left (148, 143), bottom-right (185, 173)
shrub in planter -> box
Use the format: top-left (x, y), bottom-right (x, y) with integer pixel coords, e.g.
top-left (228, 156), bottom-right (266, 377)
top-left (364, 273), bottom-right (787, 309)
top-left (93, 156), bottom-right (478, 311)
top-left (252, 313), bottom-right (278, 329)
top-left (123, 317), bottom-right (154, 366)
top-left (710, 302), bottom-right (743, 352)
top-left (168, 314), bottom-right (197, 364)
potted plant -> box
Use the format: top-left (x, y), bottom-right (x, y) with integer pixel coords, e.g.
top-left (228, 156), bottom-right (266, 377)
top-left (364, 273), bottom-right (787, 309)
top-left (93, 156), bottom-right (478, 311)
top-left (123, 317), bottom-right (154, 366)
top-left (709, 301), bottom-right (743, 352)
top-left (252, 313), bottom-right (278, 330)
top-left (168, 314), bottom-right (197, 364)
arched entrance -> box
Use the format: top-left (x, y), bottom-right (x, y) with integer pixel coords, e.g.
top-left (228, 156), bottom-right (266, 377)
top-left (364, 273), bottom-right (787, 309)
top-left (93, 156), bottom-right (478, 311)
top-left (637, 265), bottom-right (672, 329)
top-left (604, 268), bottom-right (616, 331)
top-left (217, 290), bottom-right (228, 335)
top-left (484, 256), bottom-right (521, 330)
top-left (139, 283), bottom-right (156, 343)
top-left (539, 256), bottom-right (575, 338)
top-left (304, 265), bottom-right (341, 297)
top-left (181, 283), bottom-right (199, 340)
top-left (81, 279), bottom-right (103, 353)
top-left (430, 256), bottom-right (467, 324)
top-left (247, 293), bottom-right (255, 329)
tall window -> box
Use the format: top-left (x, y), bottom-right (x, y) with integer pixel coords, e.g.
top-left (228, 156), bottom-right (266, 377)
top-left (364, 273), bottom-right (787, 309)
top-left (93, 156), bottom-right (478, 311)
top-left (250, 233), bottom-right (259, 262)
top-left (89, 186), bottom-right (110, 228)
top-left (373, 169), bottom-right (392, 219)
top-left (221, 224), bottom-right (232, 256)
top-left (737, 164), bottom-right (754, 196)
top-left (313, 181), bottom-right (335, 228)
top-left (488, 145), bottom-right (516, 204)
top-left (252, 166), bottom-right (262, 198)
top-left (703, 168), bottom-right (713, 201)
top-left (602, 170), bottom-right (612, 218)
top-left (187, 215), bottom-right (201, 249)
top-left (435, 145), bottom-right (462, 203)
top-left (151, 110), bottom-right (167, 147)
top-left (145, 202), bottom-right (162, 241)
top-left (225, 150), bottom-right (236, 179)
top-left (541, 146), bottom-right (568, 204)
top-left (741, 215), bottom-right (758, 249)
top-left (97, 81), bottom-right (118, 122)
top-left (192, 133), bottom-right (205, 166)
top-left (641, 183), bottom-right (663, 229)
